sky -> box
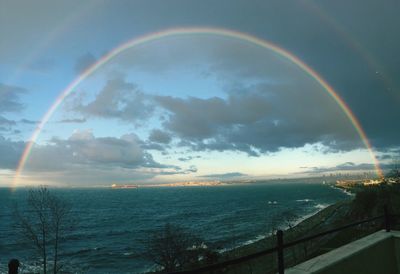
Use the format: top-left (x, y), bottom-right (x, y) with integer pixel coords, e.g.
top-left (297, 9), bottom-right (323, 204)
top-left (0, 0), bottom-right (399, 186)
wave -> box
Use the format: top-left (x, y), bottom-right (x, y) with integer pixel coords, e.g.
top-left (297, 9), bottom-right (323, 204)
top-left (241, 234), bottom-right (266, 246)
top-left (290, 203), bottom-right (330, 228)
top-left (314, 203), bottom-right (329, 210)
top-left (330, 185), bottom-right (355, 197)
top-left (296, 198), bottom-right (313, 202)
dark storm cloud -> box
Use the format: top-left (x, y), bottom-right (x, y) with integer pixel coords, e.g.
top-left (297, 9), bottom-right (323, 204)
top-left (69, 73), bottom-right (364, 155)
top-left (155, 90), bottom-right (272, 140)
top-left (66, 22), bottom-right (395, 155)
top-left (170, 1), bottom-right (400, 151)
top-left (155, 80), bottom-right (360, 155)
top-left (56, 0), bottom-right (399, 154)
top-left (251, 0), bottom-right (400, 151)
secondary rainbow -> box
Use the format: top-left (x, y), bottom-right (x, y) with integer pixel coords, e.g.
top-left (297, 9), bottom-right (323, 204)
top-left (13, 27), bottom-right (383, 186)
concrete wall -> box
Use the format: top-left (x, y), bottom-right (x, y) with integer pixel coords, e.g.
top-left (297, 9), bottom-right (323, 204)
top-left (286, 230), bottom-right (400, 274)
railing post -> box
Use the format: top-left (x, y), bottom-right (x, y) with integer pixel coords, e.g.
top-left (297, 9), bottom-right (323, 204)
top-left (277, 230), bottom-right (284, 274)
top-left (384, 205), bottom-right (391, 232)
top-left (8, 259), bottom-right (20, 274)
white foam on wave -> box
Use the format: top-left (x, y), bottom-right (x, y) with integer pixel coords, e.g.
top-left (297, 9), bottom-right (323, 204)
top-left (285, 203), bottom-right (330, 231)
top-left (296, 199), bottom-right (313, 202)
top-left (242, 234), bottom-right (266, 246)
top-left (314, 203), bottom-right (329, 210)
top-left (216, 236), bottom-right (266, 253)
top-left (330, 185), bottom-right (355, 197)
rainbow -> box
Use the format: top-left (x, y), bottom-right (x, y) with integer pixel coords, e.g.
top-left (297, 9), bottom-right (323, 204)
top-left (301, 1), bottom-right (398, 101)
top-left (13, 27), bottom-right (383, 187)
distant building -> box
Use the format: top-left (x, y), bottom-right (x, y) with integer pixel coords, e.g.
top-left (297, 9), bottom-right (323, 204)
top-left (363, 179), bottom-right (381, 186)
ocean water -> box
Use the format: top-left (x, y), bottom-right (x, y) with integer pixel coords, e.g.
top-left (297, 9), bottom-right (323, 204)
top-left (0, 181), bottom-right (349, 273)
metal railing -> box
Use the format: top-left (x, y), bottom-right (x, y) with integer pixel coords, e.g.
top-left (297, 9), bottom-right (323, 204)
top-left (170, 205), bottom-right (397, 274)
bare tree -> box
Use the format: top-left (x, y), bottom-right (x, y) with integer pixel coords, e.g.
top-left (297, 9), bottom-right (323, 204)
top-left (14, 186), bottom-right (73, 274)
top-left (144, 223), bottom-right (216, 272)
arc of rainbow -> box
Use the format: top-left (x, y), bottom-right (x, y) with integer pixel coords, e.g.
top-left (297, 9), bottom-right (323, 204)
top-left (13, 27), bottom-right (383, 187)
top-left (300, 0), bottom-right (399, 101)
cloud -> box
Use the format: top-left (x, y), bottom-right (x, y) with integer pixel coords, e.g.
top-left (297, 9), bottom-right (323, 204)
top-left (57, 118), bottom-right (87, 124)
top-left (155, 90), bottom-right (272, 139)
top-left (140, 142), bottom-right (166, 151)
top-left (377, 154), bottom-right (395, 161)
top-left (20, 119), bottom-right (37, 125)
top-left (155, 81), bottom-right (360, 155)
top-left (0, 83), bottom-right (26, 113)
top-left (0, 117), bottom-right (16, 131)
top-left (303, 162), bottom-right (396, 174)
top-left (109, 11), bottom-right (400, 151)
top-left (0, 84), bottom-right (28, 132)
top-left (73, 77), bottom-right (154, 122)
top-left (1, 0), bottom-right (400, 154)
top-left (26, 130), bottom-right (152, 171)
top-left (23, 130), bottom-right (184, 173)
top-left (64, 26), bottom-right (398, 154)
top-left (67, 73), bottom-right (364, 156)
top-left (178, 155), bottom-right (201, 162)
top-left (0, 136), bottom-right (25, 170)
top-left (74, 52), bottom-right (97, 74)
top-left (0, 118), bottom-right (38, 132)
top-left (199, 172), bottom-right (247, 180)
top-left (148, 129), bottom-right (171, 144)
top-left (186, 165), bottom-right (198, 173)
top-left (17, 130), bottom-right (201, 185)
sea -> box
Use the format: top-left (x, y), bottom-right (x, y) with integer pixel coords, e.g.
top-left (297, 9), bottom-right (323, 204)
top-left (0, 181), bottom-right (350, 274)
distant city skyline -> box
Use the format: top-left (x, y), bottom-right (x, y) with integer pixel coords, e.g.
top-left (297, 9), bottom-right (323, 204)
top-left (1, 0), bottom-right (399, 186)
